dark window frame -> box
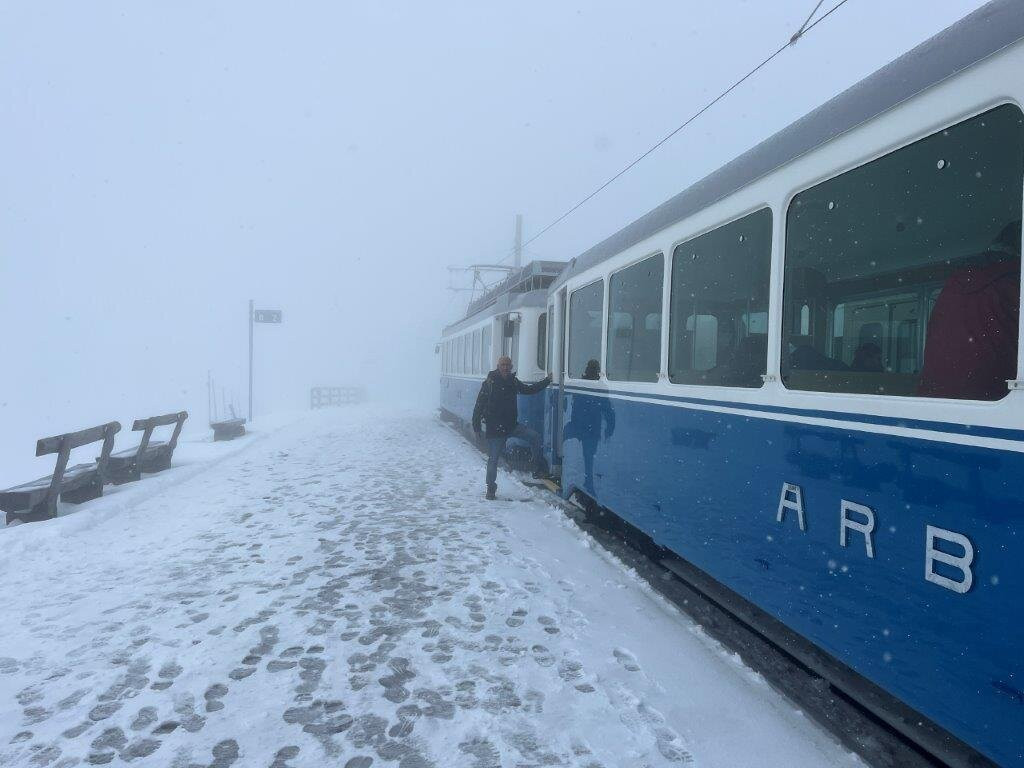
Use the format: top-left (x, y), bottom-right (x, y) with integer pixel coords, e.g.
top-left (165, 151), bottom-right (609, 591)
top-left (606, 252), bottom-right (665, 383)
top-left (780, 102), bottom-right (1024, 401)
top-left (567, 279), bottom-right (606, 380)
top-left (472, 328), bottom-right (481, 374)
top-left (667, 207), bottom-right (774, 389)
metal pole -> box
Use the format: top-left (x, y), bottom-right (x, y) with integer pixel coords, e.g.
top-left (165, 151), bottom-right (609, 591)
top-left (514, 213), bottom-right (523, 269)
top-left (248, 299), bottom-right (254, 421)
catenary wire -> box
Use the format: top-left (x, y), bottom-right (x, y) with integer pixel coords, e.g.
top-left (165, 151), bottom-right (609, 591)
top-left (495, 0), bottom-right (851, 263)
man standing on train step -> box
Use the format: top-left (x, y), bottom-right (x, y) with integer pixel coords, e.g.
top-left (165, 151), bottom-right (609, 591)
top-left (472, 355), bottom-right (552, 500)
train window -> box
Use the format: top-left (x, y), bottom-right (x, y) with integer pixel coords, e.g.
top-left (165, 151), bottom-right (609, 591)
top-left (607, 254), bottom-right (664, 382)
top-left (546, 304), bottom-right (554, 372)
top-left (463, 333), bottom-right (471, 374)
top-left (482, 326), bottom-right (492, 372)
top-left (669, 208), bottom-right (773, 387)
top-left (568, 280), bottom-right (604, 379)
top-left (782, 104), bottom-right (1024, 400)
top-left (442, 340), bottom-right (448, 373)
top-left (472, 329), bottom-right (481, 374)
top-left (537, 313), bottom-right (547, 370)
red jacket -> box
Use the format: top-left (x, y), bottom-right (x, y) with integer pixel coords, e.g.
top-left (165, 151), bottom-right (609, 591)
top-left (918, 259), bottom-right (1020, 401)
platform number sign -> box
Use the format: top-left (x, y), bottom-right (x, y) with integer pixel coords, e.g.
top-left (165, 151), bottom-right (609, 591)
top-left (254, 309), bottom-right (282, 324)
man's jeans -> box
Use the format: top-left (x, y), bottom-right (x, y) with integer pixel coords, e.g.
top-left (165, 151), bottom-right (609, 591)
top-left (486, 424), bottom-right (542, 486)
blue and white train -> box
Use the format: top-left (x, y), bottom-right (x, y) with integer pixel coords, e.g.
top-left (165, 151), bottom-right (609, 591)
top-left (441, 3), bottom-right (1024, 765)
top-left (440, 261), bottom-right (562, 464)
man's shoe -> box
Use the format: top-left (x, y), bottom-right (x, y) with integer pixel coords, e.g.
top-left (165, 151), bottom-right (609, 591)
top-left (485, 484), bottom-right (497, 500)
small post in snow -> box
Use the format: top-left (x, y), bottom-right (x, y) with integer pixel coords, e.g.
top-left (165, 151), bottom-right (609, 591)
top-left (248, 299), bottom-right (254, 421)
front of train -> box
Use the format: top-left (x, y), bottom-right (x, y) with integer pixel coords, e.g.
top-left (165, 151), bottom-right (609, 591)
top-left (439, 261), bottom-right (564, 461)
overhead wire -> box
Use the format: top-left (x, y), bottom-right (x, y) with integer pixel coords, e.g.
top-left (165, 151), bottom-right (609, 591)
top-left (495, 0), bottom-right (851, 263)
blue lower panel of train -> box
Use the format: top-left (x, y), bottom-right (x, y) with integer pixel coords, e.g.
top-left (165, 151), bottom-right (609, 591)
top-left (557, 385), bottom-right (1022, 767)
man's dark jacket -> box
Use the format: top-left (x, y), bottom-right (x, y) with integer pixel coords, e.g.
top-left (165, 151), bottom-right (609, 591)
top-left (472, 370), bottom-right (551, 438)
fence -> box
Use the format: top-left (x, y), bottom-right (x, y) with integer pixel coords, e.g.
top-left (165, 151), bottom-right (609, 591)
top-left (310, 386), bottom-right (365, 409)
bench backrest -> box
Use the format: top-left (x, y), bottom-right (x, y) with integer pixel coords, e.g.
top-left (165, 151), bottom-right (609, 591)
top-left (36, 421), bottom-right (121, 498)
top-left (36, 422), bottom-right (121, 457)
top-left (131, 411), bottom-right (188, 457)
top-left (212, 417), bottom-right (245, 427)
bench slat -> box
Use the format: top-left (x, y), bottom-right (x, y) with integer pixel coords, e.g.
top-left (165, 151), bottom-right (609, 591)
top-left (3, 463), bottom-right (98, 493)
top-left (131, 411), bottom-right (188, 431)
top-left (110, 441), bottom-right (167, 459)
top-left (36, 422), bottom-right (121, 456)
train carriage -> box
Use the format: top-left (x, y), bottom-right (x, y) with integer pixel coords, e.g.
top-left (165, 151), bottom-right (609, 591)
top-left (537, 3), bottom-right (1024, 766)
top-left (440, 261), bottom-right (562, 461)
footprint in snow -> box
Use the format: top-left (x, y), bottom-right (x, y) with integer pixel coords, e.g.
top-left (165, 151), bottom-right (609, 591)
top-left (613, 648), bottom-right (641, 672)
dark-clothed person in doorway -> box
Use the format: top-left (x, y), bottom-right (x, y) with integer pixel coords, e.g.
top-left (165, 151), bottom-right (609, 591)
top-left (472, 356), bottom-right (551, 500)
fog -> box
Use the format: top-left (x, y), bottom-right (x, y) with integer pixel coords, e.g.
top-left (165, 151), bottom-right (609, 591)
top-left (0, 0), bottom-right (986, 485)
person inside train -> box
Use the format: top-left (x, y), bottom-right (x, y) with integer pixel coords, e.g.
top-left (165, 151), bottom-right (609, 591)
top-left (917, 219), bottom-right (1021, 400)
top-left (785, 336), bottom-right (850, 373)
top-left (851, 342), bottom-right (884, 372)
top-left (472, 355), bottom-right (552, 500)
top-left (562, 359), bottom-right (615, 495)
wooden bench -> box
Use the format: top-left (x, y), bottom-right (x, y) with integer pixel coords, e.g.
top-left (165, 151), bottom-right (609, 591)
top-left (211, 417), bottom-right (246, 441)
top-left (0, 422), bottom-right (121, 524)
top-left (105, 411), bottom-right (188, 484)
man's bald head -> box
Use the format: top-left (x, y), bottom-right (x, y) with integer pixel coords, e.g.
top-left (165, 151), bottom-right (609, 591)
top-left (496, 356), bottom-right (513, 377)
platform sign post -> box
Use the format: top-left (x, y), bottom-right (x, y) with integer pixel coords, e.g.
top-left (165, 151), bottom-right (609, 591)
top-left (249, 301), bottom-right (283, 421)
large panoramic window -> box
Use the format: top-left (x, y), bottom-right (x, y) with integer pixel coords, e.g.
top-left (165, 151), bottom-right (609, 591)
top-left (669, 208), bottom-right (773, 387)
top-left (782, 104), bottom-right (1024, 400)
top-left (568, 280), bottom-right (604, 379)
top-left (607, 254), bottom-right (663, 382)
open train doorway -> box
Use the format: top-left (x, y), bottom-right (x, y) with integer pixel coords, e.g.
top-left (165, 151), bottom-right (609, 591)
top-left (551, 288), bottom-right (567, 472)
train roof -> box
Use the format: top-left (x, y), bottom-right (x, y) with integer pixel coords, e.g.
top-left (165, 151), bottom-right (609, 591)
top-left (551, 0), bottom-right (1024, 291)
top-left (444, 260), bottom-right (563, 336)
top-left (444, 260), bottom-right (564, 335)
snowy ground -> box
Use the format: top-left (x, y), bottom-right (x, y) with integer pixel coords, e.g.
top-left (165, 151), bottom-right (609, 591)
top-left (0, 407), bottom-right (863, 768)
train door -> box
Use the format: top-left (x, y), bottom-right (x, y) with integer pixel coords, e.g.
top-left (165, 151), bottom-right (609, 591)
top-left (553, 288), bottom-right (567, 469)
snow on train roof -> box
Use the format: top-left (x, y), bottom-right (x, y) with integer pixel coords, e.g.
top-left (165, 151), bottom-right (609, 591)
top-left (443, 288), bottom-right (550, 336)
top-left (552, 0), bottom-right (1024, 291)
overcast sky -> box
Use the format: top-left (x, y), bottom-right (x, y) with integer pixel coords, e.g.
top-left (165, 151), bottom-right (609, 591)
top-left (0, 0), bottom-right (991, 483)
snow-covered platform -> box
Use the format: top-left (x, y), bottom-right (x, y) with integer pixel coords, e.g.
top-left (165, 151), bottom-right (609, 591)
top-left (0, 407), bottom-right (862, 767)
